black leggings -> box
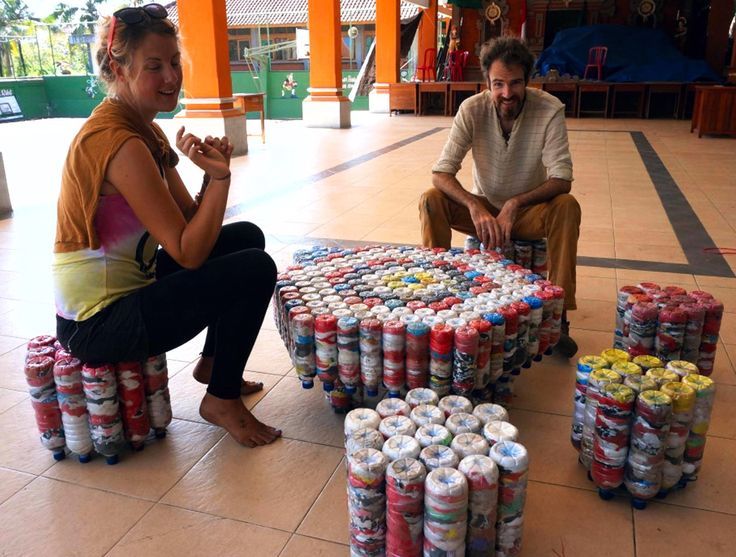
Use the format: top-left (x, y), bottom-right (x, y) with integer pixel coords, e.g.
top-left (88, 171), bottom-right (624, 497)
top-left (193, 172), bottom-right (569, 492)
top-left (57, 222), bottom-right (277, 399)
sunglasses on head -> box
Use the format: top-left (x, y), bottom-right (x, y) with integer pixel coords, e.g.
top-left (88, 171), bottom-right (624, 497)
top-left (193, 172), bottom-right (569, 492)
top-left (106, 3), bottom-right (169, 61)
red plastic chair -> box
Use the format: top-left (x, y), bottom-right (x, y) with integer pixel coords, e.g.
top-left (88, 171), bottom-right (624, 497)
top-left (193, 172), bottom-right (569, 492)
top-left (415, 47), bottom-right (437, 82)
top-left (450, 51), bottom-right (469, 81)
top-left (583, 46), bottom-right (607, 81)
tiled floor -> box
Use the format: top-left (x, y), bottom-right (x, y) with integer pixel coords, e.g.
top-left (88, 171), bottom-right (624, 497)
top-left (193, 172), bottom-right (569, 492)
top-left (1, 110), bottom-right (735, 556)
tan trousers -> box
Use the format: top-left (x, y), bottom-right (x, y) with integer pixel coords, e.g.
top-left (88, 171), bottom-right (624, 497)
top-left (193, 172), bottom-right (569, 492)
top-left (419, 188), bottom-right (581, 310)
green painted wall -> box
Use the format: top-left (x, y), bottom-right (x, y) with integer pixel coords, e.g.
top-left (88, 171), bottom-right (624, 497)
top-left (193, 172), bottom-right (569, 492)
top-left (0, 68), bottom-right (369, 122)
top-left (0, 78), bottom-right (49, 119)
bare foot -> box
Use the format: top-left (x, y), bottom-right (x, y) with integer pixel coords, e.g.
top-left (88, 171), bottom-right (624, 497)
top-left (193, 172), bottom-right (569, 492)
top-left (193, 357), bottom-right (264, 396)
top-left (199, 393), bottom-right (282, 447)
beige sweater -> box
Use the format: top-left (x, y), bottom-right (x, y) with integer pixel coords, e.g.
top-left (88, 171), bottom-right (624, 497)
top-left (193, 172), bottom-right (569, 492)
top-left (432, 88), bottom-right (573, 209)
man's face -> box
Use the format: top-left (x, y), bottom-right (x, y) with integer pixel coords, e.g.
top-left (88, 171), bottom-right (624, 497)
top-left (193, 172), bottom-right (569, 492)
top-left (487, 60), bottom-right (526, 120)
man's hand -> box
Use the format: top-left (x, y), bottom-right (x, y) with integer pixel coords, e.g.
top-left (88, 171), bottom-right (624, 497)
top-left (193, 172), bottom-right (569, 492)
top-left (496, 198), bottom-right (519, 247)
top-left (469, 201), bottom-right (503, 249)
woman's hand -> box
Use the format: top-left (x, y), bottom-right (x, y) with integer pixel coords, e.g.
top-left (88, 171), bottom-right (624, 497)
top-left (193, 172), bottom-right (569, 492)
top-left (176, 126), bottom-right (230, 180)
top-left (204, 135), bottom-right (233, 165)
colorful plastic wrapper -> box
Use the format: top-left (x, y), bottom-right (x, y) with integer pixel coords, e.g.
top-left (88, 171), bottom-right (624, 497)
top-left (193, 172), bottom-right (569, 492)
top-left (315, 313), bottom-right (339, 391)
top-left (470, 318), bottom-right (492, 392)
top-left (382, 434), bottom-right (422, 462)
top-left (406, 321), bottom-right (431, 390)
top-left (82, 363), bottom-right (125, 460)
top-left (571, 355), bottom-right (609, 451)
top-left (142, 354), bottom-right (172, 434)
top-left (623, 374), bottom-right (658, 395)
top-left (445, 412), bottom-right (482, 436)
top-left (405, 388), bottom-right (439, 409)
top-left (347, 448), bottom-right (388, 557)
top-left (438, 395), bottom-right (473, 418)
top-left (489, 440), bottom-right (529, 557)
top-left (410, 404), bottom-right (445, 428)
top-left (681, 374), bottom-right (716, 479)
top-left (293, 312), bottom-right (316, 388)
top-left (600, 348), bottom-right (630, 367)
top-left (359, 318), bottom-right (383, 396)
top-left (472, 402), bottom-right (509, 426)
top-left (451, 432), bottom-right (490, 459)
top-left (655, 306), bottom-right (686, 362)
top-left (376, 398), bottom-right (411, 419)
top-left (25, 354), bottom-right (66, 456)
top-left (627, 302), bottom-right (658, 357)
top-left (660, 381), bottom-right (696, 490)
top-left (330, 378), bottom-right (354, 413)
top-left (624, 390), bottom-right (672, 500)
top-left (580, 368), bottom-right (621, 470)
top-left (645, 367), bottom-right (679, 389)
top-left (346, 427), bottom-right (385, 456)
top-left (614, 286), bottom-right (644, 349)
top-left (379, 415), bottom-right (417, 439)
top-left (680, 303), bottom-right (706, 363)
top-left (345, 408), bottom-right (381, 441)
top-left (424, 467), bottom-right (468, 554)
top-left (632, 355), bottom-right (663, 371)
top-left (53, 357), bottom-right (92, 459)
top-left (338, 316), bottom-right (361, 394)
top-left (452, 325), bottom-right (479, 396)
top-left (430, 324), bottom-right (454, 397)
top-left (482, 420), bottom-right (520, 448)
top-left (383, 320), bottom-right (406, 396)
top-left (115, 361), bottom-right (151, 449)
top-left (420, 444), bottom-right (460, 471)
top-left (415, 423), bottom-right (453, 448)
top-left (666, 360), bottom-right (699, 379)
top-left (591, 383), bottom-right (636, 491)
top-left (386, 458), bottom-right (426, 557)
top-left (696, 299), bottom-right (723, 375)
top-left (459, 454), bottom-right (499, 557)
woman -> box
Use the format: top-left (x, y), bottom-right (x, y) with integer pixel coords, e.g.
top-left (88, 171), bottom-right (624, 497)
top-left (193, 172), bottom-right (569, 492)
top-left (53, 3), bottom-right (281, 448)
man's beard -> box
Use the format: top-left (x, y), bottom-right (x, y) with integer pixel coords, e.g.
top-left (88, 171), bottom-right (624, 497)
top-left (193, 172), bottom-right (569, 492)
top-left (496, 96), bottom-right (522, 119)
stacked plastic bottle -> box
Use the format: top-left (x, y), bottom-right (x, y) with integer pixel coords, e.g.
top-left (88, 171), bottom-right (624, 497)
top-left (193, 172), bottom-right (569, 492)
top-left (23, 335), bottom-right (173, 463)
top-left (613, 283), bottom-right (723, 372)
top-left (571, 348), bottom-right (718, 507)
top-left (343, 393), bottom-right (528, 556)
top-left (275, 245), bottom-right (565, 413)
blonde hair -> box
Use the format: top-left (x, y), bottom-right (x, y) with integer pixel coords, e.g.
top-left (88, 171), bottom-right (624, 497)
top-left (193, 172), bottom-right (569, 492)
top-left (95, 14), bottom-right (178, 96)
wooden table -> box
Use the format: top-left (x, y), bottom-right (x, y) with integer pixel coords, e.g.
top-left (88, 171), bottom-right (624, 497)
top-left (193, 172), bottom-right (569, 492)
top-left (644, 82), bottom-right (682, 119)
top-left (542, 82), bottom-right (578, 117)
top-left (418, 82), bottom-right (449, 116)
top-left (691, 85), bottom-right (736, 137)
top-left (576, 82), bottom-right (610, 118)
top-left (233, 92), bottom-right (265, 143)
top-left (389, 82), bottom-right (417, 115)
top-left (611, 83), bottom-right (646, 118)
top-left (448, 82), bottom-right (479, 115)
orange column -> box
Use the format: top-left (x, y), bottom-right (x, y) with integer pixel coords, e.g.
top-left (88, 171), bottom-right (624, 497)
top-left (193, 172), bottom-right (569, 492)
top-left (417, 1), bottom-right (438, 75)
top-left (176, 0), bottom-right (248, 154)
top-left (176, 0), bottom-right (237, 117)
top-left (371, 0), bottom-right (401, 112)
top-left (304, 0), bottom-right (350, 127)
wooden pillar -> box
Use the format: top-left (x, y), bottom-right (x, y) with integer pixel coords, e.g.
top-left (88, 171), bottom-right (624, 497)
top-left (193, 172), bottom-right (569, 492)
top-left (176, 0), bottom-right (247, 155)
top-left (417, 0), bottom-right (438, 73)
top-left (370, 0), bottom-right (401, 113)
top-left (304, 0), bottom-right (350, 128)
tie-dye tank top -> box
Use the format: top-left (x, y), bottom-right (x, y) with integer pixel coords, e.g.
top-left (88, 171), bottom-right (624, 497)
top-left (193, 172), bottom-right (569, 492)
top-left (53, 194), bottom-right (158, 321)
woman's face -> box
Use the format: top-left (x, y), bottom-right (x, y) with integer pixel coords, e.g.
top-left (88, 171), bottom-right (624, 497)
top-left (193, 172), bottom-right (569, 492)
top-left (117, 32), bottom-right (182, 119)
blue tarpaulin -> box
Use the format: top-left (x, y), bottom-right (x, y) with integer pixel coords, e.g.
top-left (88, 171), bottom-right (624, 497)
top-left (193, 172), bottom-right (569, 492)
top-left (536, 25), bottom-right (721, 83)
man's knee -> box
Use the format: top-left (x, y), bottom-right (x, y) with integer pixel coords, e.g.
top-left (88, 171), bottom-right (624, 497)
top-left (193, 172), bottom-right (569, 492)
top-left (419, 187), bottom-right (447, 217)
top-left (551, 193), bottom-right (581, 224)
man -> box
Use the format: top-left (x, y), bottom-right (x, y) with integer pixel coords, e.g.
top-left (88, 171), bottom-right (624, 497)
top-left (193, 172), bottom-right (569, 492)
top-left (419, 37), bottom-right (581, 357)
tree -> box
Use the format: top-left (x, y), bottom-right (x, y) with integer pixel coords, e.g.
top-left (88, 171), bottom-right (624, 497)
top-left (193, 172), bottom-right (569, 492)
top-left (0, 0), bottom-right (33, 76)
